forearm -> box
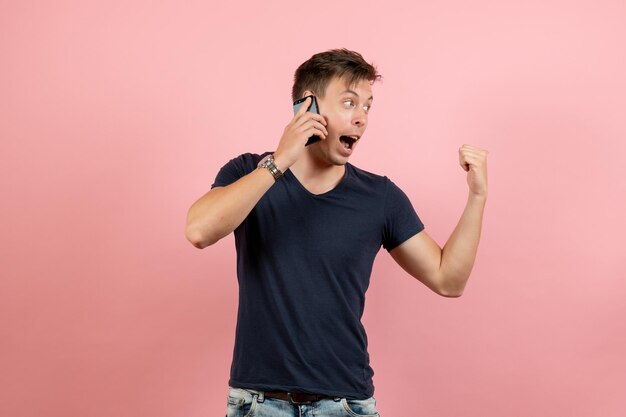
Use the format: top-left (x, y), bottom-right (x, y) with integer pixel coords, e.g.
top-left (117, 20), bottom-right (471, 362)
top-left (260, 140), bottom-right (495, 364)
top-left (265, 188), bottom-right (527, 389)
top-left (439, 192), bottom-right (487, 293)
top-left (185, 101), bottom-right (327, 249)
top-left (185, 168), bottom-right (275, 248)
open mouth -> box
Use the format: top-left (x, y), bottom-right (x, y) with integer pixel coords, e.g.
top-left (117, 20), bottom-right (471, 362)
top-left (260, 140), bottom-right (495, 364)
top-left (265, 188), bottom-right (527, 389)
top-left (339, 135), bottom-right (359, 149)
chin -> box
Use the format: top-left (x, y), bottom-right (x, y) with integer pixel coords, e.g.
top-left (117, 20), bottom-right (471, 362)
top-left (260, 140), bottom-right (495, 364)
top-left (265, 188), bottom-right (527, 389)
top-left (311, 136), bottom-right (359, 166)
top-left (324, 149), bottom-right (351, 166)
top-left (330, 154), bottom-right (350, 165)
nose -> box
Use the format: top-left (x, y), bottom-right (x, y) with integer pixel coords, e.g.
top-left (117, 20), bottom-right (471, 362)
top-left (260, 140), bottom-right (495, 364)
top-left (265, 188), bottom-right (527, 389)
top-left (352, 107), bottom-right (367, 127)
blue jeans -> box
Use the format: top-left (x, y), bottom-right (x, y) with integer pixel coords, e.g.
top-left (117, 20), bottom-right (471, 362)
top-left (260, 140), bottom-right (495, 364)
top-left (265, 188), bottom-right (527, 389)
top-left (225, 387), bottom-right (380, 417)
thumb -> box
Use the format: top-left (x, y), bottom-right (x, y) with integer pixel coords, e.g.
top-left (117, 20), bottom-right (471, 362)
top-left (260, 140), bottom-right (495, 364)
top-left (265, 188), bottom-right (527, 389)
top-left (459, 157), bottom-right (471, 172)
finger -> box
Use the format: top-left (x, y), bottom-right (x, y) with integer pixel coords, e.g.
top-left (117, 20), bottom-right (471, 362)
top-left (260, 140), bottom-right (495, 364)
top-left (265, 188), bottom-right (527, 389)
top-left (295, 96), bottom-right (312, 117)
top-left (289, 98), bottom-right (313, 126)
top-left (293, 111), bottom-right (327, 130)
top-left (460, 144), bottom-right (488, 153)
top-left (312, 112), bottom-right (327, 126)
top-left (295, 117), bottom-right (328, 136)
top-left (312, 120), bottom-right (328, 136)
top-left (462, 160), bottom-right (487, 175)
top-left (459, 147), bottom-right (484, 156)
top-left (459, 153), bottom-right (487, 167)
top-left (459, 149), bottom-right (488, 161)
top-left (459, 148), bottom-right (488, 161)
top-left (304, 125), bottom-right (327, 140)
top-left (459, 154), bottom-right (482, 172)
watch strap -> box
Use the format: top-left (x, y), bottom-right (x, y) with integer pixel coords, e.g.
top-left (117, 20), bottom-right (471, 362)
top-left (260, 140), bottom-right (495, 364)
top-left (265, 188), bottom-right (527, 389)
top-left (258, 154), bottom-right (283, 181)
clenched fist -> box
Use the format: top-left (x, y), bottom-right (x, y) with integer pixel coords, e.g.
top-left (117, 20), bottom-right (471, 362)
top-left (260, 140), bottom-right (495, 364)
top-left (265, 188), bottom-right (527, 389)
top-left (459, 144), bottom-right (488, 198)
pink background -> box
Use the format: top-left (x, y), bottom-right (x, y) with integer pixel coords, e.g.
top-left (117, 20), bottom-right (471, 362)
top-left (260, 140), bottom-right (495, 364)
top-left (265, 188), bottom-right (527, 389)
top-left (2, 1), bottom-right (625, 416)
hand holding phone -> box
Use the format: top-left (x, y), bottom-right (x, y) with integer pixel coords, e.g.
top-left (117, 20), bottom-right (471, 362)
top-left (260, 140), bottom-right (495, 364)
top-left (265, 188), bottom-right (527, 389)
top-left (293, 96), bottom-right (322, 146)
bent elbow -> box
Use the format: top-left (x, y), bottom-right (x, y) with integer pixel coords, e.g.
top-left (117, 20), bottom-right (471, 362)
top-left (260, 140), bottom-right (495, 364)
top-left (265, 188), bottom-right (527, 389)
top-left (185, 224), bottom-right (217, 249)
top-left (436, 281), bottom-right (466, 298)
top-left (438, 288), bottom-right (464, 298)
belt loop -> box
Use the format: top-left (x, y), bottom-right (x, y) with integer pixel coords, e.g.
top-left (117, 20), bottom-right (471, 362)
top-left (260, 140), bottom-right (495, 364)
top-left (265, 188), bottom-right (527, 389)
top-left (256, 391), bottom-right (265, 403)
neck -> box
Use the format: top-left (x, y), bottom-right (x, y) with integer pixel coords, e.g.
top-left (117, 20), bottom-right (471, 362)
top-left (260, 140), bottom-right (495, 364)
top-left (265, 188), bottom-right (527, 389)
top-left (289, 150), bottom-right (346, 194)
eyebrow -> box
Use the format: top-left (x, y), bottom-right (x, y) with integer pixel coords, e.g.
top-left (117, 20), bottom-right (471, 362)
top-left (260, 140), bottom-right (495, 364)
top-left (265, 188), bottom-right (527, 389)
top-left (341, 89), bottom-right (374, 101)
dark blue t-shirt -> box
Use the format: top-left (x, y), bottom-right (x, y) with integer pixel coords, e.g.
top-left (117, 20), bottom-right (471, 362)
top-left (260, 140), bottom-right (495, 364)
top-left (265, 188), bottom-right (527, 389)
top-left (212, 152), bottom-right (424, 399)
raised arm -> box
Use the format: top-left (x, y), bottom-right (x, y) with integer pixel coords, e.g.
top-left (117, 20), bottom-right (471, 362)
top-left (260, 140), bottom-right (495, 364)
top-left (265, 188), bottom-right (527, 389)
top-left (185, 97), bottom-right (327, 248)
top-left (390, 145), bottom-right (488, 297)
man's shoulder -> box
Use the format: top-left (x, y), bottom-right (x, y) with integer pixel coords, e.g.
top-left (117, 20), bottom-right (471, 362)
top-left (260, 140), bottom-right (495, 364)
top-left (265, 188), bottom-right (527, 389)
top-left (212, 151), bottom-right (272, 189)
top-left (222, 151), bottom-right (272, 170)
top-left (347, 163), bottom-right (390, 188)
top-left (346, 164), bottom-right (413, 202)
top-left (228, 151), bottom-right (272, 164)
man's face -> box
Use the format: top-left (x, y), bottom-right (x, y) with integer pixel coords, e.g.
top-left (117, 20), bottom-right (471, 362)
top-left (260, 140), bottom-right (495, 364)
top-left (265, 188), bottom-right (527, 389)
top-left (306, 76), bottom-right (373, 165)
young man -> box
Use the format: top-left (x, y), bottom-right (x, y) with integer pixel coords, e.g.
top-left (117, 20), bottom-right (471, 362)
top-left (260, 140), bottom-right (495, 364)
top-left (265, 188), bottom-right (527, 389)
top-left (186, 49), bottom-right (488, 417)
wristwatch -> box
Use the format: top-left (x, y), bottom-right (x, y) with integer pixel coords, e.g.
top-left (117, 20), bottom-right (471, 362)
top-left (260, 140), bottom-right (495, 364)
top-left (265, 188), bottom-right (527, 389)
top-left (257, 154), bottom-right (283, 181)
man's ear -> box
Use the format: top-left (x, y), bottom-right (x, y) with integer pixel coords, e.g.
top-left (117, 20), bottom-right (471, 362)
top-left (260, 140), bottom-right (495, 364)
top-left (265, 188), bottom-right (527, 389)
top-left (302, 90), bottom-right (315, 98)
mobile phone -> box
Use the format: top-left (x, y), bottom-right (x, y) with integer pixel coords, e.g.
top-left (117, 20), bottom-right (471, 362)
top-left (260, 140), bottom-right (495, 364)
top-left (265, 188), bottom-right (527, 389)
top-left (293, 96), bottom-right (321, 146)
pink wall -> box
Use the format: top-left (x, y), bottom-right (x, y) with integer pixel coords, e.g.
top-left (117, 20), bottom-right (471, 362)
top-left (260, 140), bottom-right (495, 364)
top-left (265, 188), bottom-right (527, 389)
top-left (2, 1), bottom-right (625, 416)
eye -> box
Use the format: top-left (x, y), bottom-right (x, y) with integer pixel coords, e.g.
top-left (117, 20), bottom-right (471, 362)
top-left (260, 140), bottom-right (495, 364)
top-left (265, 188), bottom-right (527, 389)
top-left (363, 105), bottom-right (371, 113)
top-left (343, 99), bottom-right (355, 108)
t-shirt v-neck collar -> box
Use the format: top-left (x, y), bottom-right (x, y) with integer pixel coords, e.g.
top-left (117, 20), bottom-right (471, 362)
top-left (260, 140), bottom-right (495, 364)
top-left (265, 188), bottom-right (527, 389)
top-left (285, 164), bottom-right (351, 197)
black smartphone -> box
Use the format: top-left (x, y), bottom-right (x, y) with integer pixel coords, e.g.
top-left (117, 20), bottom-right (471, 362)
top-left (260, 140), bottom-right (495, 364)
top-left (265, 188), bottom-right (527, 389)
top-left (293, 96), bottom-right (321, 146)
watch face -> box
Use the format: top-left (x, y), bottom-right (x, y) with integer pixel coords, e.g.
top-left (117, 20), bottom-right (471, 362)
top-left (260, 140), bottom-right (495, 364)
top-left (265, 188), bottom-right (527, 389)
top-left (258, 154), bottom-right (272, 168)
top-left (257, 154), bottom-right (282, 180)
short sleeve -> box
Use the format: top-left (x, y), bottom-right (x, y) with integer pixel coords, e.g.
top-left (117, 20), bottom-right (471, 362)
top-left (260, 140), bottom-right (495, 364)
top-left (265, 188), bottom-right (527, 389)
top-left (211, 153), bottom-right (265, 189)
top-left (381, 178), bottom-right (425, 251)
